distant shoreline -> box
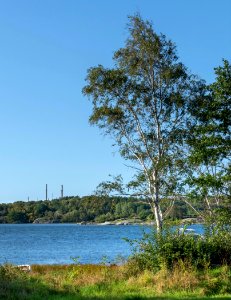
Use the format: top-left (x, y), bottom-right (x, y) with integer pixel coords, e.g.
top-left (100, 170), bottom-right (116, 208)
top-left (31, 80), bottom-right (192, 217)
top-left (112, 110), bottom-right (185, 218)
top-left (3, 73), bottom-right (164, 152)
top-left (1, 217), bottom-right (201, 226)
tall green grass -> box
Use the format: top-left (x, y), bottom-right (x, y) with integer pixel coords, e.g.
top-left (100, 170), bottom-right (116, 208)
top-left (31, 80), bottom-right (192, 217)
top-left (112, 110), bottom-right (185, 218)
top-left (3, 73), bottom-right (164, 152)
top-left (0, 263), bottom-right (230, 300)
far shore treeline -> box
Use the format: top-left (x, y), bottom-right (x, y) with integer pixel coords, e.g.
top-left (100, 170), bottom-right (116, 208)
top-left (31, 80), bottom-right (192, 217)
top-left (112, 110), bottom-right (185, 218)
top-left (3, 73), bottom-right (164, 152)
top-left (0, 195), bottom-right (202, 224)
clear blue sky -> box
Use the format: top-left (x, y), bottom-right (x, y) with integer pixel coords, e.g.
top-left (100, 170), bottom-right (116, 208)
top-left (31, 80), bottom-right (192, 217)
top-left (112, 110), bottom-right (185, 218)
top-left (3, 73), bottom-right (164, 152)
top-left (0, 0), bottom-right (230, 203)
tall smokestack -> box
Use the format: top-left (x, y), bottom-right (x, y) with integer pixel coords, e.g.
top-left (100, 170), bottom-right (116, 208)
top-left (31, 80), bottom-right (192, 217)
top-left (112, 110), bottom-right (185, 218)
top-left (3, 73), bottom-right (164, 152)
top-left (61, 185), bottom-right (63, 198)
top-left (46, 184), bottom-right (48, 200)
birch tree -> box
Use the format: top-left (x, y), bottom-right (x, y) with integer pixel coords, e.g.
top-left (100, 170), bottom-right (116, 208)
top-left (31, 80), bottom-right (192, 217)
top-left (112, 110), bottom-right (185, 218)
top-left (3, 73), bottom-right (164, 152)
top-left (83, 15), bottom-right (201, 232)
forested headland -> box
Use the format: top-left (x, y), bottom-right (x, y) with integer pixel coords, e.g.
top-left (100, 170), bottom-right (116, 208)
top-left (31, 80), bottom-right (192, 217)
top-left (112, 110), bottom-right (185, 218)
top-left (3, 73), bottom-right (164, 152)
top-left (0, 195), bottom-right (202, 224)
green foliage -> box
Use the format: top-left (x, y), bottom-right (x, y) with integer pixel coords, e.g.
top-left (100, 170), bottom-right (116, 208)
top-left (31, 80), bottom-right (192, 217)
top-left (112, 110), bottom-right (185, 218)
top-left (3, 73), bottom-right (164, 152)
top-left (130, 225), bottom-right (231, 271)
top-left (7, 210), bottom-right (29, 223)
top-left (188, 59), bottom-right (231, 163)
top-left (0, 196), bottom-right (155, 223)
top-left (0, 195), bottom-right (205, 224)
top-left (187, 59), bottom-right (231, 218)
top-left (0, 195), bottom-right (201, 224)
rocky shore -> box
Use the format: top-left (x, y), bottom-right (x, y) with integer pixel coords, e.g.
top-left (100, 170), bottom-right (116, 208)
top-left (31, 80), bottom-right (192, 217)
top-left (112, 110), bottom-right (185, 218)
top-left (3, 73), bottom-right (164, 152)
top-left (33, 217), bottom-right (200, 225)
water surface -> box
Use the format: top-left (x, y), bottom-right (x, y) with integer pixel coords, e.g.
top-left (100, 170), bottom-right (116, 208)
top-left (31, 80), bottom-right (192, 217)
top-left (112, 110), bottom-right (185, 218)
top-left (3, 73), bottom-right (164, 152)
top-left (0, 223), bottom-right (202, 265)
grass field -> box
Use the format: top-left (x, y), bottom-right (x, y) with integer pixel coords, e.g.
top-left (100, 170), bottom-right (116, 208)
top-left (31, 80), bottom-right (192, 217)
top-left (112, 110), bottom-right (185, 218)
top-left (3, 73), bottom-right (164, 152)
top-left (0, 263), bottom-right (230, 300)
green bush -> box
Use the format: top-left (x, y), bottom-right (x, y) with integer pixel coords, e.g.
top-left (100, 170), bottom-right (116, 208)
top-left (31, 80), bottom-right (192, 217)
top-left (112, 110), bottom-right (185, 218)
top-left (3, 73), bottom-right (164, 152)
top-left (130, 226), bottom-right (231, 271)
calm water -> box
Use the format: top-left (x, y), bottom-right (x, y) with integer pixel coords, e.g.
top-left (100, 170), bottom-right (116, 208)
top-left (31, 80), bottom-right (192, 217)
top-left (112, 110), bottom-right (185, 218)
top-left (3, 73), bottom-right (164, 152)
top-left (0, 224), bottom-right (203, 265)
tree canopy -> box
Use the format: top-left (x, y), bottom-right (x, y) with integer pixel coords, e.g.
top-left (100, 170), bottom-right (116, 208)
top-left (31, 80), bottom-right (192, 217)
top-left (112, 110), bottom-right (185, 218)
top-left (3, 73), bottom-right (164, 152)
top-left (83, 15), bottom-right (204, 231)
top-left (187, 59), bottom-right (231, 220)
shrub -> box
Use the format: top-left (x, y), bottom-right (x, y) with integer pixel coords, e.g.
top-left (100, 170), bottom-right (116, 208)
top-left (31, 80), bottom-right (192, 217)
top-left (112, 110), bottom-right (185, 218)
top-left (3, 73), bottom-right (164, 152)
top-left (129, 225), bottom-right (231, 271)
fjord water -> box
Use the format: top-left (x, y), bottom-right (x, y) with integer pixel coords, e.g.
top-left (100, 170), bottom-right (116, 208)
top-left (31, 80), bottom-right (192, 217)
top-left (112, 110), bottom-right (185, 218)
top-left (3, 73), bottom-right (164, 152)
top-left (0, 224), bottom-right (146, 265)
top-left (0, 224), bottom-right (203, 265)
